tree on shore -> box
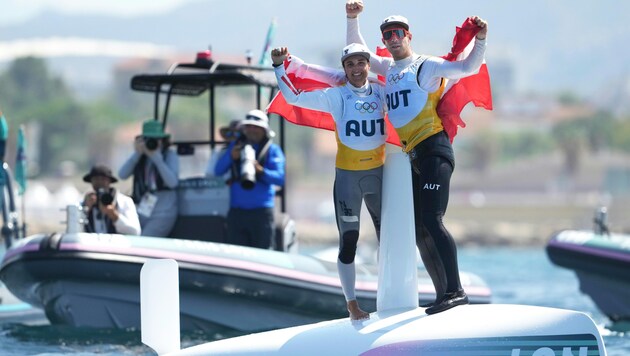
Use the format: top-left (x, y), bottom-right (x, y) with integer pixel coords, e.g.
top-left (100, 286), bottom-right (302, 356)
top-left (0, 57), bottom-right (89, 175)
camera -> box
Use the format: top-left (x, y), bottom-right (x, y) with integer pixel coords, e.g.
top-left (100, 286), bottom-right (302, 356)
top-left (97, 188), bottom-right (115, 205)
top-left (240, 144), bottom-right (257, 190)
top-left (144, 137), bottom-right (159, 151)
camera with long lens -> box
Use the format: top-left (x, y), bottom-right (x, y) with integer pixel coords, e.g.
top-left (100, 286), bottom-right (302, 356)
top-left (144, 137), bottom-right (159, 151)
top-left (240, 144), bottom-right (257, 190)
top-left (97, 188), bottom-right (115, 205)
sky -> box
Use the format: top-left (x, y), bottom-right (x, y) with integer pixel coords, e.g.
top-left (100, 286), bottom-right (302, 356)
top-left (1, 0), bottom-right (629, 99)
top-left (1, 0), bottom-right (187, 25)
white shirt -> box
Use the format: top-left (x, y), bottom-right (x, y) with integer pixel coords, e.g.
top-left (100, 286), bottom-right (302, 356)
top-left (87, 192), bottom-right (141, 235)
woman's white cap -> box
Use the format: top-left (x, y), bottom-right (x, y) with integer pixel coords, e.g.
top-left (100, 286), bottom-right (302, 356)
top-left (341, 43), bottom-right (371, 64)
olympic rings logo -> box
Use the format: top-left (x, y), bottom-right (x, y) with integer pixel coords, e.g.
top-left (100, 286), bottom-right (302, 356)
top-left (354, 101), bottom-right (379, 114)
top-left (387, 73), bottom-right (405, 84)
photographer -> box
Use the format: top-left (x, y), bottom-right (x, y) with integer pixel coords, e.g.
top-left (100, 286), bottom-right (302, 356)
top-left (82, 164), bottom-right (141, 235)
top-left (205, 118), bottom-right (242, 179)
top-left (214, 110), bottom-right (285, 249)
top-left (118, 120), bottom-right (179, 237)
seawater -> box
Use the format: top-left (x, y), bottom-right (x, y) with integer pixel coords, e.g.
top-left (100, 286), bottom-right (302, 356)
top-left (1, 247), bottom-right (629, 355)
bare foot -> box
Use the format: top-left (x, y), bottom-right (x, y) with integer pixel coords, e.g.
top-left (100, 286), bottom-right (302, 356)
top-left (347, 300), bottom-right (369, 320)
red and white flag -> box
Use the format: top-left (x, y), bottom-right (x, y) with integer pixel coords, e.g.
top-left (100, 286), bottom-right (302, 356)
top-left (437, 16), bottom-right (493, 142)
top-left (267, 17), bottom-right (492, 144)
top-left (267, 56), bottom-right (338, 132)
top-left (267, 55), bottom-right (402, 145)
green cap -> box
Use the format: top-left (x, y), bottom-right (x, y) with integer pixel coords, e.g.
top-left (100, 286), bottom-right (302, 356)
top-left (142, 120), bottom-right (169, 138)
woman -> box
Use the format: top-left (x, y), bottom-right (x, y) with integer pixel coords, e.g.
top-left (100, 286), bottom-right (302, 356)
top-left (272, 44), bottom-right (387, 320)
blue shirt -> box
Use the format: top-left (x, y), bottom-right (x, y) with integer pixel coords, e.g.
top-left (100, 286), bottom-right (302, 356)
top-left (214, 141), bottom-right (285, 209)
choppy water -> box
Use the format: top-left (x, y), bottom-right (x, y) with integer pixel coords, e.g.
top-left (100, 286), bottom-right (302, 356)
top-left (1, 246), bottom-right (628, 355)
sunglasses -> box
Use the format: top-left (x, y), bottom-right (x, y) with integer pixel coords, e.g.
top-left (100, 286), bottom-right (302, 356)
top-left (382, 28), bottom-right (408, 41)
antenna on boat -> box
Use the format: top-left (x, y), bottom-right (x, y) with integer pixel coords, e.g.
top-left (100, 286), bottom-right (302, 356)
top-left (593, 206), bottom-right (610, 236)
top-left (246, 49), bottom-right (253, 65)
top-left (141, 259), bottom-right (181, 355)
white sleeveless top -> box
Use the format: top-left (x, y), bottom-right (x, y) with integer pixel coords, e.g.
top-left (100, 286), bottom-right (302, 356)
top-left (384, 55), bottom-right (445, 152)
top-left (333, 83), bottom-right (387, 170)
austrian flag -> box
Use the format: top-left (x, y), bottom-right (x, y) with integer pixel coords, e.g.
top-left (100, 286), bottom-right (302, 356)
top-left (437, 16), bottom-right (493, 142)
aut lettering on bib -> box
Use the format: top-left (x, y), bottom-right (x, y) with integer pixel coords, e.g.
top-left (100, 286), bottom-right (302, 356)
top-left (385, 56), bottom-right (446, 152)
top-left (345, 117), bottom-right (385, 137)
top-left (386, 89), bottom-right (411, 111)
top-left (335, 85), bottom-right (387, 171)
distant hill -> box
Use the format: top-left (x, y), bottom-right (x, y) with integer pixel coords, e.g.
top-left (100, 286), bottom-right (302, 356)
top-left (1, 0), bottom-right (629, 99)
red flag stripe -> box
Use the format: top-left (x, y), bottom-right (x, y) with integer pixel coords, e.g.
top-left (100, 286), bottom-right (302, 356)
top-left (268, 17), bottom-right (491, 145)
top-left (436, 17), bottom-right (493, 142)
top-left (280, 75), bottom-right (299, 96)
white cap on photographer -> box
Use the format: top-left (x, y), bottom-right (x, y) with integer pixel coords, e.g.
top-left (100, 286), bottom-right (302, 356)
top-left (240, 109), bottom-right (276, 138)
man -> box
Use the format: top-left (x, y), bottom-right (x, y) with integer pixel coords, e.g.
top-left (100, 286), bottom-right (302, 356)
top-left (82, 164), bottom-right (141, 235)
top-left (206, 118), bottom-right (243, 179)
top-left (118, 120), bottom-right (179, 237)
top-left (214, 110), bottom-right (285, 250)
top-left (346, 1), bottom-right (488, 314)
top-left (272, 43), bottom-right (387, 320)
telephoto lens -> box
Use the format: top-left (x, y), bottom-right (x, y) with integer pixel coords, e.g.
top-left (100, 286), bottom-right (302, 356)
top-left (240, 144), bottom-right (257, 190)
top-left (144, 137), bottom-right (158, 150)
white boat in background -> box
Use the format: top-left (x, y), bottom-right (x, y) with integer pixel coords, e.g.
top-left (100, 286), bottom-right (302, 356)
top-left (139, 154), bottom-right (608, 356)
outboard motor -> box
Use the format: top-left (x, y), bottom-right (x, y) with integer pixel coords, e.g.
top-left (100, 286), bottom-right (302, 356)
top-left (274, 212), bottom-right (297, 252)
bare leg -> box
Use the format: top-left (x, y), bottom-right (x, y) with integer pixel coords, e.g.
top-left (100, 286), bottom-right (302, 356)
top-left (347, 299), bottom-right (369, 320)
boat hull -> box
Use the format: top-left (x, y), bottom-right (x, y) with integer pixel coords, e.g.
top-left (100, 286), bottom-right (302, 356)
top-left (164, 305), bottom-right (608, 355)
top-left (1, 233), bottom-right (491, 332)
top-left (0, 283), bottom-right (47, 325)
top-left (546, 229), bottom-right (630, 322)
